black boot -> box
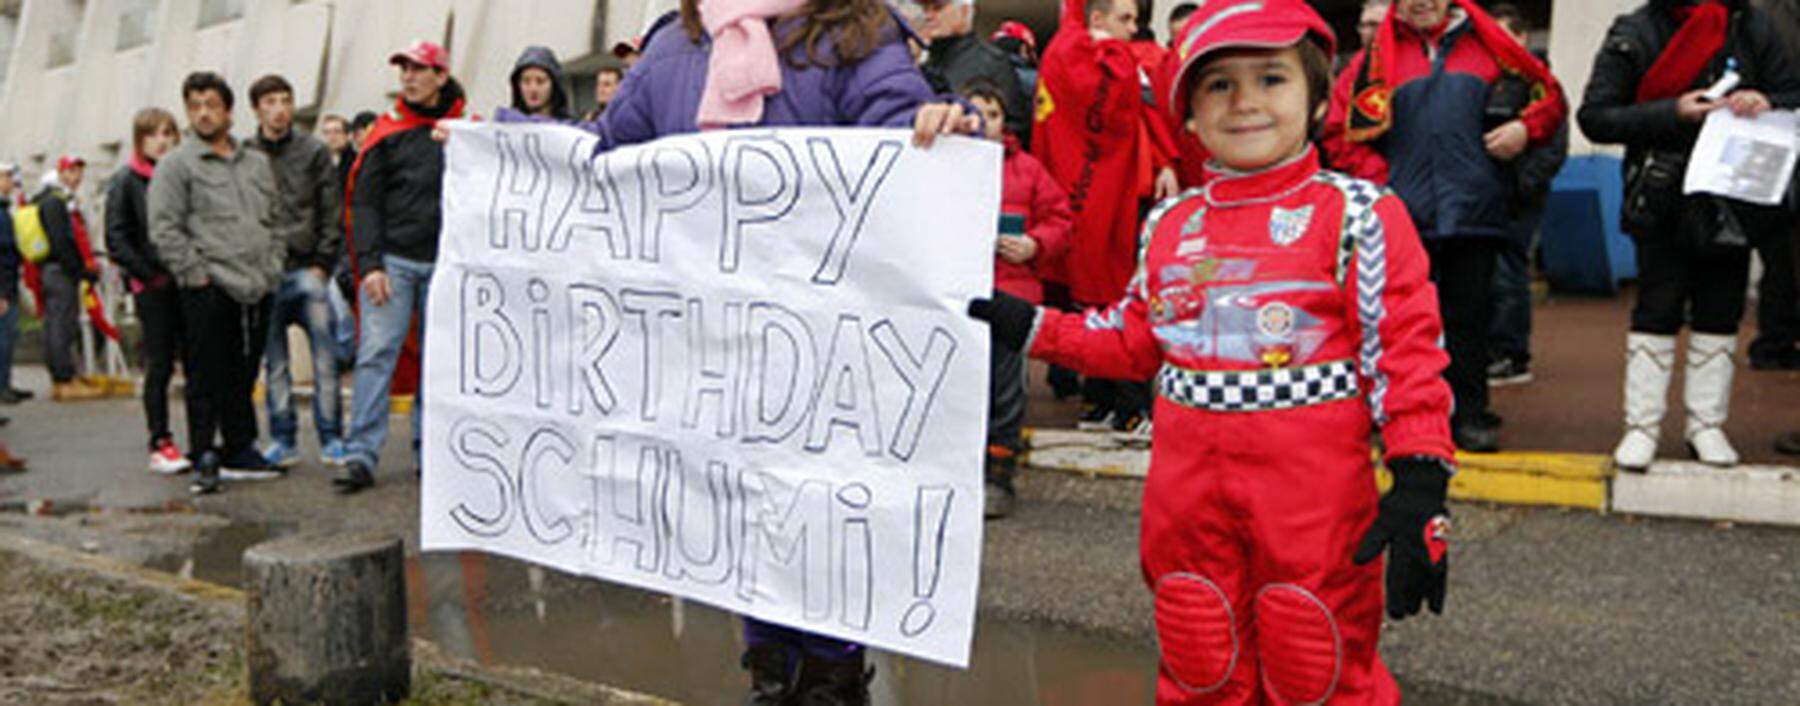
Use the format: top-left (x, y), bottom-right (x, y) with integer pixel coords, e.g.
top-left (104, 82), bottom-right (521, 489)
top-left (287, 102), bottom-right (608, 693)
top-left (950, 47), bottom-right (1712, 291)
top-left (796, 651), bottom-right (873, 706)
top-left (984, 448), bottom-right (1018, 520)
top-left (189, 451), bottom-right (222, 496)
top-left (741, 644), bottom-right (799, 706)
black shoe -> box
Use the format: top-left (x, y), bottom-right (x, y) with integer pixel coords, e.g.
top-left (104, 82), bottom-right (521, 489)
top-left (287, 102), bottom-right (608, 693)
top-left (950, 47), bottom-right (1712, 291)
top-left (1776, 432), bottom-right (1800, 456)
top-left (334, 462), bottom-right (375, 495)
top-left (7, 388), bottom-right (33, 401)
top-left (1486, 357), bottom-right (1534, 386)
top-left (1075, 405), bottom-right (1115, 431)
top-left (0, 390), bottom-right (22, 405)
top-left (795, 652), bottom-right (873, 706)
top-left (741, 644), bottom-right (799, 706)
top-left (984, 451), bottom-right (1018, 520)
top-left (1453, 423), bottom-right (1500, 453)
top-left (219, 448), bottom-right (286, 481)
top-left (1476, 410), bottom-right (1504, 430)
top-left (189, 452), bottom-right (223, 496)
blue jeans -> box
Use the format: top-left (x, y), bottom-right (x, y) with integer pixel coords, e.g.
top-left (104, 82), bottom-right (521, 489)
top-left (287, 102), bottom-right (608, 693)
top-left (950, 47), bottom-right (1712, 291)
top-left (265, 268), bottom-right (343, 446)
top-left (327, 275), bottom-right (357, 365)
top-left (0, 298), bottom-right (17, 391)
top-left (345, 255), bottom-right (432, 469)
top-left (1490, 210), bottom-right (1543, 364)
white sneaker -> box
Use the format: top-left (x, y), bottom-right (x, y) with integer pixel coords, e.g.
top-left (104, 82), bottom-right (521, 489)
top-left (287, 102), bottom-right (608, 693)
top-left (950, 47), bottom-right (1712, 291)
top-left (148, 439), bottom-right (192, 475)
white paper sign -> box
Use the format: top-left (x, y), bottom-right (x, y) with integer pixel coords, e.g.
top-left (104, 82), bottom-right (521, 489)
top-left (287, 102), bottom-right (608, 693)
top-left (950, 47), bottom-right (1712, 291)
top-left (418, 122), bottom-right (998, 667)
top-left (1684, 107), bottom-right (1799, 206)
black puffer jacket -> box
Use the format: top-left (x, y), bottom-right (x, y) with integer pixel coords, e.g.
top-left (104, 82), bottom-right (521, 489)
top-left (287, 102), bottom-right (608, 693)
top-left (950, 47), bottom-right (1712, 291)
top-left (1578, 0), bottom-right (1800, 165)
top-left (103, 163), bottom-right (168, 286)
top-left (923, 32), bottom-right (1031, 139)
top-left (351, 79), bottom-right (465, 271)
top-left (509, 45), bottom-right (572, 120)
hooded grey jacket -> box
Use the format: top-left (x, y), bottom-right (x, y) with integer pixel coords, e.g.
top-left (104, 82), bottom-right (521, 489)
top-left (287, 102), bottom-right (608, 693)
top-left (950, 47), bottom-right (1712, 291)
top-left (248, 128), bottom-right (343, 272)
top-left (148, 136), bottom-right (283, 304)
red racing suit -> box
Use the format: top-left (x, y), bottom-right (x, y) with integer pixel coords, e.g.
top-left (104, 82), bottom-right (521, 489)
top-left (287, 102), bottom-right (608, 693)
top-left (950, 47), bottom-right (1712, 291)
top-left (1029, 147), bottom-right (1454, 705)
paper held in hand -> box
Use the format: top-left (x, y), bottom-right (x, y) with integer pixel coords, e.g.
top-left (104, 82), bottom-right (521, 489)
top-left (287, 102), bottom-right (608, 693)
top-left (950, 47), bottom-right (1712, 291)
top-left (418, 122), bottom-right (999, 667)
top-left (1682, 107), bottom-right (1798, 206)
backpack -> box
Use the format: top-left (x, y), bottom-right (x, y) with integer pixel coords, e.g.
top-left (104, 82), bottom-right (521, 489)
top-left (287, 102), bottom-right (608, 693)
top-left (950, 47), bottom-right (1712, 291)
top-left (10, 205), bottom-right (49, 264)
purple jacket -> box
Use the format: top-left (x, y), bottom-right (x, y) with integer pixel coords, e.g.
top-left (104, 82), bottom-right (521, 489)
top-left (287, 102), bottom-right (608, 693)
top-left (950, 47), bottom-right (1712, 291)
top-left (500, 12), bottom-right (936, 147)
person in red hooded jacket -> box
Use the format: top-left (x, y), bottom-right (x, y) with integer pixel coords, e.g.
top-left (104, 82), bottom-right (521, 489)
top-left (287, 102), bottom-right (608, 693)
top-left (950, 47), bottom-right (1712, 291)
top-left (1034, 0), bottom-right (1179, 434)
top-left (964, 81), bottom-right (1072, 519)
top-left (975, 1), bottom-right (1456, 702)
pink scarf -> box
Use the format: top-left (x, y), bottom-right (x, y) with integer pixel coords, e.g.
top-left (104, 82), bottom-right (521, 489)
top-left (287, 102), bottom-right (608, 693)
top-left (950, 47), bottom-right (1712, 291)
top-left (697, 0), bottom-right (805, 129)
top-left (128, 152), bottom-right (156, 179)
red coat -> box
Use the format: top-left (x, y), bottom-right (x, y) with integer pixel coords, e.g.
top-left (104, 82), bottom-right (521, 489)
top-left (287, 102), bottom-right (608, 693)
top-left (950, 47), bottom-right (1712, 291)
top-left (996, 136), bottom-right (1071, 304)
top-left (1032, 0), bottom-right (1173, 305)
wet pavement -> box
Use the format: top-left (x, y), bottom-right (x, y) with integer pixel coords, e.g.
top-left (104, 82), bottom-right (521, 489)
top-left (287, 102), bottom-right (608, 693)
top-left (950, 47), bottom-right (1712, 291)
top-left (0, 288), bottom-right (1796, 704)
top-left (1027, 288), bottom-right (1800, 463)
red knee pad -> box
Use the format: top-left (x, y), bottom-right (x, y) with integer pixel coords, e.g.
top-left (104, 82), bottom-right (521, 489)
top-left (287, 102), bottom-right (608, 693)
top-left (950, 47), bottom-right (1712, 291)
top-left (1154, 572), bottom-right (1239, 694)
top-left (1255, 584), bottom-right (1342, 705)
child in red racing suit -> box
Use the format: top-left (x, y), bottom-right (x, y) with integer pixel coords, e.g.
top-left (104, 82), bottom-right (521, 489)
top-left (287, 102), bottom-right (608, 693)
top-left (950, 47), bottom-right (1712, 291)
top-left (973, 2), bottom-right (1457, 703)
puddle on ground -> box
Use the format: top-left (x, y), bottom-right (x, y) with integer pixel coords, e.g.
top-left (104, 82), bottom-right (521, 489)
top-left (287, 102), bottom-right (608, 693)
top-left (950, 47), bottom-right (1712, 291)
top-left (129, 525), bottom-right (1532, 705)
top-left (404, 551), bottom-right (1156, 706)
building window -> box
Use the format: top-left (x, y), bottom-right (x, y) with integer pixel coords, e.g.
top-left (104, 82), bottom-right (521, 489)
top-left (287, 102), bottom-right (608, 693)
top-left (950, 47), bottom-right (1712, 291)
top-left (116, 0), bottom-right (154, 51)
top-left (197, 0), bottom-right (242, 28)
top-left (0, 10), bottom-right (18, 84)
top-left (43, 0), bottom-right (83, 68)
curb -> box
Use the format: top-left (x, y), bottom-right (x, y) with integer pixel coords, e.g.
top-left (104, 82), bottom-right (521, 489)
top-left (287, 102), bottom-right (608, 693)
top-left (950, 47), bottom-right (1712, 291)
top-left (1020, 428), bottom-right (1800, 526)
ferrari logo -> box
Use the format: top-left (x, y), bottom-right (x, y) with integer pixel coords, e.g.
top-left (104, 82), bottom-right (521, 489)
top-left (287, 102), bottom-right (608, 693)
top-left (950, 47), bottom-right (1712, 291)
top-left (1035, 83), bottom-right (1055, 124)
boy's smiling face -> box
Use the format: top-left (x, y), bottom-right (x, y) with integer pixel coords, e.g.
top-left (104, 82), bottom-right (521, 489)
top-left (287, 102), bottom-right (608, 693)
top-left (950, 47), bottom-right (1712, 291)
top-left (1185, 46), bottom-right (1319, 172)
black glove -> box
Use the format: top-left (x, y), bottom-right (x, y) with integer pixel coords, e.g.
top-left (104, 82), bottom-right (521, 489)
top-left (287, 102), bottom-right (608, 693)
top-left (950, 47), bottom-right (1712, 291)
top-left (967, 290), bottom-right (1036, 352)
top-left (1353, 455), bottom-right (1451, 620)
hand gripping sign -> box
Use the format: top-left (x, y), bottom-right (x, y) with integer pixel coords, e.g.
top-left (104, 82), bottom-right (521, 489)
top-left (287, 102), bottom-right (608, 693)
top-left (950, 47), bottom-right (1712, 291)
top-left (420, 122), bottom-right (999, 666)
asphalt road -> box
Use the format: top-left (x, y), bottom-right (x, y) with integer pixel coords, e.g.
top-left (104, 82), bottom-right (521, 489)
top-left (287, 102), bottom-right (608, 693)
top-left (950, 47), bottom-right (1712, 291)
top-left (0, 362), bottom-right (1794, 705)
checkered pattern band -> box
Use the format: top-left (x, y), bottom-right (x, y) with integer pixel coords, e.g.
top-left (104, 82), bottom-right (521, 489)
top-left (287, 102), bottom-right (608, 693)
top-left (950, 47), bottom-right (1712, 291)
top-left (1158, 360), bottom-right (1360, 412)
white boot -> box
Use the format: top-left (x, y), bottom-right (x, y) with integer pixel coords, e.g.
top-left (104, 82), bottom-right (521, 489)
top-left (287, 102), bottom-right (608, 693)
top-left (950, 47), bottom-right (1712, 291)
top-left (1684, 333), bottom-right (1740, 467)
top-left (1613, 334), bottom-right (1676, 471)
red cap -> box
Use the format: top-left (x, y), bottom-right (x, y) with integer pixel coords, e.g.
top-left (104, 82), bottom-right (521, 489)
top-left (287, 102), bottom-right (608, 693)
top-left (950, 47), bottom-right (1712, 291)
top-left (389, 40), bottom-right (449, 71)
top-left (610, 37), bottom-right (643, 58)
top-left (1166, 0), bottom-right (1336, 121)
top-left (56, 155), bottom-right (86, 171)
top-left (991, 21), bottom-right (1038, 51)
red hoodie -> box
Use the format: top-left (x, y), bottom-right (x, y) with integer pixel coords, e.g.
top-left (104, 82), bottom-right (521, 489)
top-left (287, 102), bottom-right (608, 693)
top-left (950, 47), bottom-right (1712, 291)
top-left (1032, 0), bottom-right (1174, 305)
top-left (996, 135), bottom-right (1072, 304)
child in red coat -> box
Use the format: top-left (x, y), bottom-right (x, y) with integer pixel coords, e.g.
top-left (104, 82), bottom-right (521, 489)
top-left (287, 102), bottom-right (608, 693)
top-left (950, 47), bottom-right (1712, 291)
top-left (964, 82), bottom-right (1071, 519)
top-left (974, 2), bottom-right (1456, 702)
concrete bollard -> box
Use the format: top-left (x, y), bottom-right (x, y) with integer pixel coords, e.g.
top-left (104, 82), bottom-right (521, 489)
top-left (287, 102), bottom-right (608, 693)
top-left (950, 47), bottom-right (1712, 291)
top-left (244, 533), bottom-right (412, 706)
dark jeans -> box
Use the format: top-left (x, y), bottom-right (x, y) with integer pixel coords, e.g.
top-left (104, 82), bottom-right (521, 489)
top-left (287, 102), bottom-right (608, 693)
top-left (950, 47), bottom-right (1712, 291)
top-left (41, 263), bottom-right (81, 382)
top-left (179, 286), bottom-right (270, 458)
top-left (989, 345), bottom-right (1026, 451)
top-left (135, 285), bottom-right (183, 448)
top-left (1426, 238), bottom-right (1501, 427)
top-left (1749, 224), bottom-right (1798, 360)
top-left (1489, 209), bottom-right (1543, 364)
top-left (0, 297), bottom-right (17, 391)
top-left (741, 618), bottom-right (862, 658)
top-left (1630, 232), bottom-right (1750, 336)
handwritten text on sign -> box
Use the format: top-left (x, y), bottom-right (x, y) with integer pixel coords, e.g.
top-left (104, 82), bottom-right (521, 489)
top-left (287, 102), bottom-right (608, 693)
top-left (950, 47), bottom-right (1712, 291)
top-left (419, 123), bottom-right (999, 667)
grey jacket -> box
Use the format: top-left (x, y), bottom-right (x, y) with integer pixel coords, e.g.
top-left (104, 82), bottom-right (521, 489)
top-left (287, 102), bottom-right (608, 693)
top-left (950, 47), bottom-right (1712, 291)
top-left (148, 136), bottom-right (283, 304)
top-left (248, 128), bottom-right (343, 272)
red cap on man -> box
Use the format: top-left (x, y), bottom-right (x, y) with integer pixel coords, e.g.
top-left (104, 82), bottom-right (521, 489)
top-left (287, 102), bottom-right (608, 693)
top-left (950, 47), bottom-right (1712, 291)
top-left (56, 155), bottom-right (86, 171)
top-left (991, 21), bottom-right (1038, 52)
top-left (389, 40), bottom-right (449, 71)
top-left (1165, 0), bottom-right (1336, 121)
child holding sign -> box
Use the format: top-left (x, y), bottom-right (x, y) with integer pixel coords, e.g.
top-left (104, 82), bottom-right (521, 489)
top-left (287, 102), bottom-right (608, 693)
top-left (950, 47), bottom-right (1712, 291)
top-left (962, 81), bottom-right (1071, 520)
top-left (562, 0), bottom-right (978, 703)
top-left (974, 2), bottom-right (1456, 703)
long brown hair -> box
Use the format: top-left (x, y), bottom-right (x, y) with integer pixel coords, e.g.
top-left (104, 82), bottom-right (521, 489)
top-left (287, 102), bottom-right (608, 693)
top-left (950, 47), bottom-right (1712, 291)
top-left (130, 107), bottom-right (179, 156)
top-left (680, 0), bottom-right (894, 68)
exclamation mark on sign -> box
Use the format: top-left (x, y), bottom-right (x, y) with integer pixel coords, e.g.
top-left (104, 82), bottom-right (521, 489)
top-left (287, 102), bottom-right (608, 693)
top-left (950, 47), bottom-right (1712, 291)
top-left (902, 486), bottom-right (954, 637)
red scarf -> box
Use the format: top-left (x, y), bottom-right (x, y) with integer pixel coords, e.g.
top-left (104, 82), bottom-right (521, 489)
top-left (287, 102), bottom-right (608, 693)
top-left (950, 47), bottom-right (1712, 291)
top-left (342, 90), bottom-right (468, 281)
top-left (1636, 2), bottom-right (1730, 103)
top-left (1348, 0), bottom-right (1562, 144)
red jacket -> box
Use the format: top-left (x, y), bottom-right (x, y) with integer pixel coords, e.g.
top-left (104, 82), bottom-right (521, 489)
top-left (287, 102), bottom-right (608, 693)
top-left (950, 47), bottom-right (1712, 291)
top-left (1032, 0), bottom-right (1173, 305)
top-left (1029, 147), bottom-right (1455, 464)
top-left (997, 136), bottom-right (1072, 304)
